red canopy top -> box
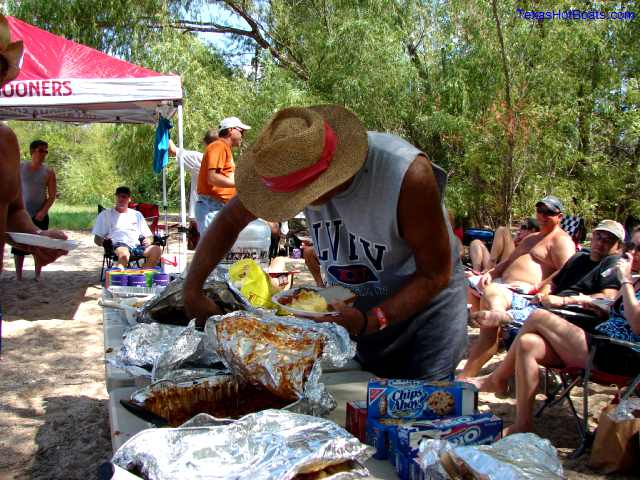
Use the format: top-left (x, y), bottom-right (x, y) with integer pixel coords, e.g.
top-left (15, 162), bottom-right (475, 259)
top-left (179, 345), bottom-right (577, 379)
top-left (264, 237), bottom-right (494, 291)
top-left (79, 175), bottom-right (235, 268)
top-left (9, 16), bottom-right (161, 80)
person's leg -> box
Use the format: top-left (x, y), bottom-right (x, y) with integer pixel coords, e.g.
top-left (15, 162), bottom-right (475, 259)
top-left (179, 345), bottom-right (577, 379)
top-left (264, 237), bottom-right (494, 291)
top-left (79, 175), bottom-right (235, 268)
top-left (114, 246), bottom-right (131, 269)
top-left (469, 239), bottom-right (490, 272)
top-left (302, 245), bottom-right (324, 287)
top-left (33, 214), bottom-right (49, 281)
top-left (461, 284), bottom-right (512, 377)
top-left (142, 245), bottom-right (162, 268)
top-left (194, 198), bottom-right (207, 234)
top-left (489, 226), bottom-right (515, 267)
top-left (13, 251), bottom-right (25, 281)
top-left (507, 332), bottom-right (564, 435)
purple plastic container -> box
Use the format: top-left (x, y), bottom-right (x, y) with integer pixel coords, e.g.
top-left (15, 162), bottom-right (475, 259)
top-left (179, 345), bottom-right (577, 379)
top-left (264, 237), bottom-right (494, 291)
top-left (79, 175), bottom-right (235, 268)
top-left (152, 272), bottom-right (170, 287)
top-left (109, 274), bottom-right (129, 286)
top-left (127, 274), bottom-right (147, 287)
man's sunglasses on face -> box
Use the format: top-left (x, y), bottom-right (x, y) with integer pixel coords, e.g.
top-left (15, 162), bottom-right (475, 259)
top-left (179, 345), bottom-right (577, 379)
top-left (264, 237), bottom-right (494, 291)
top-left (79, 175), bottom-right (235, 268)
top-left (536, 206), bottom-right (558, 216)
top-left (38, 148), bottom-right (48, 154)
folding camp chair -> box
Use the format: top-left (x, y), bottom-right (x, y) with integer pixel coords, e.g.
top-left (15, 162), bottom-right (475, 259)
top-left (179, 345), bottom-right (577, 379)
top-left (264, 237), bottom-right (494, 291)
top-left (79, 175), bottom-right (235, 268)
top-left (535, 334), bottom-right (640, 457)
top-left (561, 215), bottom-right (586, 249)
top-left (97, 203), bottom-right (168, 281)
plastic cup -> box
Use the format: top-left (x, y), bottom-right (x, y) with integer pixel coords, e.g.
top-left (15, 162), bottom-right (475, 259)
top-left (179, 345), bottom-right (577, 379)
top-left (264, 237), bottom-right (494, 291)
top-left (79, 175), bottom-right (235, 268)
top-left (127, 274), bottom-right (147, 287)
top-left (152, 272), bottom-right (170, 287)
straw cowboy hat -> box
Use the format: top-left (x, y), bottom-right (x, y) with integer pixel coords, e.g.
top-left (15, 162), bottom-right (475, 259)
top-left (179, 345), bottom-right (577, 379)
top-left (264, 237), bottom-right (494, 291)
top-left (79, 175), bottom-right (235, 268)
top-left (236, 105), bottom-right (368, 222)
top-left (0, 15), bottom-right (23, 86)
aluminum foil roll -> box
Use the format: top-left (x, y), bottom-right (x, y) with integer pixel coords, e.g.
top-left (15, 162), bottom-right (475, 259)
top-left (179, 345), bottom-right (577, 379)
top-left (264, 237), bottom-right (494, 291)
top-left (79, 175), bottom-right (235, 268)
top-left (118, 323), bottom-right (186, 370)
top-left (112, 409), bottom-right (373, 480)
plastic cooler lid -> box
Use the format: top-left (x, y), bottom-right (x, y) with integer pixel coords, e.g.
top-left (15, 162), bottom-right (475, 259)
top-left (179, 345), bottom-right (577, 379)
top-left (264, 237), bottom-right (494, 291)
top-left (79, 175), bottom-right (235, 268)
top-left (231, 219), bottom-right (271, 251)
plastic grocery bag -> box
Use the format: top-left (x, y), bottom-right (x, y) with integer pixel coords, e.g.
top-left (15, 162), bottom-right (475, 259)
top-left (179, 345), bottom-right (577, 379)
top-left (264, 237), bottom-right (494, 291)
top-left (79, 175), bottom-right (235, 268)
top-left (228, 259), bottom-right (277, 309)
top-left (589, 402), bottom-right (640, 473)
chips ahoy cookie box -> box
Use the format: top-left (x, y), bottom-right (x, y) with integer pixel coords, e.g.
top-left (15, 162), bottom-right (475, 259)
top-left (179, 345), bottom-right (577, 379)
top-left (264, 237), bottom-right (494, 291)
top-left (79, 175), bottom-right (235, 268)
top-left (367, 378), bottom-right (478, 420)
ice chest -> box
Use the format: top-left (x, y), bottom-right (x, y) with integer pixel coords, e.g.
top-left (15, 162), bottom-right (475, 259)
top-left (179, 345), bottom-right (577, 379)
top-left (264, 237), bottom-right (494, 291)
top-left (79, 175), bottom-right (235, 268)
top-left (367, 378), bottom-right (477, 420)
top-left (218, 217), bottom-right (271, 267)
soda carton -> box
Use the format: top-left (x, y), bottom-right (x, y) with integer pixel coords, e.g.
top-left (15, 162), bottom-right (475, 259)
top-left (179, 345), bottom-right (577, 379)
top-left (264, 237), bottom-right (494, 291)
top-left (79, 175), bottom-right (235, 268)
top-left (367, 378), bottom-right (477, 420)
top-left (345, 400), bottom-right (367, 443)
top-left (365, 417), bottom-right (410, 460)
top-left (397, 412), bottom-right (502, 460)
top-left (395, 449), bottom-right (424, 480)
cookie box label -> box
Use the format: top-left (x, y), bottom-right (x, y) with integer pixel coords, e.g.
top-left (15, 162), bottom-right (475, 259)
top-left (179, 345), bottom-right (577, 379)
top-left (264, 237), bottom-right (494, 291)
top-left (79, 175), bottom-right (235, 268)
top-left (345, 400), bottom-right (367, 443)
top-left (367, 378), bottom-right (478, 420)
top-left (397, 412), bottom-right (502, 458)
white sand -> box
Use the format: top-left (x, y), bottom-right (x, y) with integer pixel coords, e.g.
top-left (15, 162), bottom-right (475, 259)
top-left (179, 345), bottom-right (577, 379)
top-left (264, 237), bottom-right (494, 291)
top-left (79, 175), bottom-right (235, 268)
top-left (0, 231), bottom-right (634, 479)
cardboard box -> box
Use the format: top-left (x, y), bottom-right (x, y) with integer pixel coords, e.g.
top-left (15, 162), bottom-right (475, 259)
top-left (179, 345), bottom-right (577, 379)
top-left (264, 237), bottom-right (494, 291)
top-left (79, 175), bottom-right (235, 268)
top-left (397, 412), bottom-right (502, 460)
top-left (345, 400), bottom-right (367, 443)
top-left (367, 378), bottom-right (478, 420)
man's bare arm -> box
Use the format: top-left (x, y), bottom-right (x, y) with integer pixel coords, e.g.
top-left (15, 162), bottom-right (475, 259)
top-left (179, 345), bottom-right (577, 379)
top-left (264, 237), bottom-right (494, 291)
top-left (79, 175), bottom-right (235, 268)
top-left (36, 168), bottom-right (57, 219)
top-left (207, 169), bottom-right (235, 188)
top-left (183, 197), bottom-right (256, 321)
top-left (375, 155), bottom-right (451, 326)
top-left (550, 233), bottom-right (576, 270)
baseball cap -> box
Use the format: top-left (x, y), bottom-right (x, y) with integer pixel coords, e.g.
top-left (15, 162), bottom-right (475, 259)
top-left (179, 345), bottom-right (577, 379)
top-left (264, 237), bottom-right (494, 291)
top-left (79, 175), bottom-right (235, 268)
top-left (593, 219), bottom-right (625, 243)
top-left (535, 195), bottom-right (564, 214)
top-left (218, 116), bottom-right (251, 134)
top-left (115, 186), bottom-right (131, 196)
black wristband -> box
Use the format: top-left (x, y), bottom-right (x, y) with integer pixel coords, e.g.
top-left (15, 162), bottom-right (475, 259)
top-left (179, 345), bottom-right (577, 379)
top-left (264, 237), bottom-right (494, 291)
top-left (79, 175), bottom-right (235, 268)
top-left (357, 309), bottom-right (368, 337)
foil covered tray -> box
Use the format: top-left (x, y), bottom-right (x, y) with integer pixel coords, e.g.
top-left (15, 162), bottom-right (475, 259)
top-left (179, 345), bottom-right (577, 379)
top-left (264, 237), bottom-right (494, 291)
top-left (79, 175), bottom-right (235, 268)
top-left (112, 409), bottom-right (373, 480)
top-left (138, 276), bottom-right (246, 325)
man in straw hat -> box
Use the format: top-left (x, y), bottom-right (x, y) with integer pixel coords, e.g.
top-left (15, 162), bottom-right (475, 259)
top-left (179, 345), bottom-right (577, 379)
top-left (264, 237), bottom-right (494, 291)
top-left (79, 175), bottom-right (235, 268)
top-left (0, 14), bottom-right (68, 284)
top-left (184, 105), bottom-right (468, 380)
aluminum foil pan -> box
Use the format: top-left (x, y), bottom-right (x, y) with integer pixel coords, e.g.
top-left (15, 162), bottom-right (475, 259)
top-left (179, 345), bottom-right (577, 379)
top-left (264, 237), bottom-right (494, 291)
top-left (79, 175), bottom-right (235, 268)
top-left (112, 409), bottom-right (373, 480)
top-left (206, 311), bottom-right (337, 412)
top-left (417, 433), bottom-right (564, 479)
top-left (117, 323), bottom-right (186, 371)
top-left (138, 276), bottom-right (246, 325)
top-left (151, 324), bottom-right (223, 381)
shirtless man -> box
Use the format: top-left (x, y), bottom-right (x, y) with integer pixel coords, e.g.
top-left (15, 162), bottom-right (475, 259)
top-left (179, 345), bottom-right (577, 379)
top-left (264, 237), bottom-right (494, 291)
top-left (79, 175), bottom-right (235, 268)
top-left (461, 196), bottom-right (575, 377)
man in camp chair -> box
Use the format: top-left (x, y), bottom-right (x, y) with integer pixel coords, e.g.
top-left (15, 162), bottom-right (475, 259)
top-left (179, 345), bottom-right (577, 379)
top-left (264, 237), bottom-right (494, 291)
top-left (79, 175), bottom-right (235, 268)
top-left (92, 186), bottom-right (161, 269)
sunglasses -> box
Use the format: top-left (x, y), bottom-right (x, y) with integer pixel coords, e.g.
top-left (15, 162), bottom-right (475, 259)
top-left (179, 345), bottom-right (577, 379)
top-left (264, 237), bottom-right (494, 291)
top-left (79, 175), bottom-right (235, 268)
top-left (234, 127), bottom-right (245, 136)
top-left (535, 206), bottom-right (559, 216)
top-left (38, 148), bottom-right (48, 153)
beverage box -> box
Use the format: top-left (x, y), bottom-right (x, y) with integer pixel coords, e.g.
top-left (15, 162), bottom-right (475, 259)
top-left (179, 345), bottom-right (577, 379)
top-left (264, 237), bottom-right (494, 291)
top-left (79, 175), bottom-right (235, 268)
top-left (395, 450), bottom-right (424, 480)
top-left (345, 400), bottom-right (368, 443)
top-left (397, 412), bottom-right (502, 460)
top-left (365, 417), bottom-right (410, 460)
top-left (367, 378), bottom-right (478, 420)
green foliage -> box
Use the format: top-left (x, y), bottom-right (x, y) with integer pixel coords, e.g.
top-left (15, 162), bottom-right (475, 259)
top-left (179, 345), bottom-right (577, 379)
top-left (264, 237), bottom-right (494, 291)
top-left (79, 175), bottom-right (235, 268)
top-left (6, 0), bottom-right (640, 230)
top-left (48, 202), bottom-right (97, 230)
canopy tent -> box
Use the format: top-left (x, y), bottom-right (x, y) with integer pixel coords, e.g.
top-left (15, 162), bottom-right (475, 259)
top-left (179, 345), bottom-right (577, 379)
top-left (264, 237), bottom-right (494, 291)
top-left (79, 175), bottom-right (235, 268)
top-left (0, 16), bottom-right (189, 270)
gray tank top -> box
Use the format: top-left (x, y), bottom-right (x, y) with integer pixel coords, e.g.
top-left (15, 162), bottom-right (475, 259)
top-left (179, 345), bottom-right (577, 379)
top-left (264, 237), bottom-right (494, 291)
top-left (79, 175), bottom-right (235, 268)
top-left (304, 132), bottom-right (467, 378)
top-left (21, 162), bottom-right (50, 217)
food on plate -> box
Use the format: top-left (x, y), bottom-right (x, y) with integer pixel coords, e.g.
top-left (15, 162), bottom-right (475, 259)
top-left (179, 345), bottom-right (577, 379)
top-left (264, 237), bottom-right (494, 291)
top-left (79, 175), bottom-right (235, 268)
top-left (291, 289), bottom-right (329, 312)
top-left (214, 314), bottom-right (325, 400)
top-left (278, 286), bottom-right (355, 313)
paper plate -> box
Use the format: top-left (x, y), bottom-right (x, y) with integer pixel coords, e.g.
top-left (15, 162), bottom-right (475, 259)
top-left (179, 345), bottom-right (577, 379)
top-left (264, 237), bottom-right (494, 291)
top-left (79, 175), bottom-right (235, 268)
top-left (272, 287), bottom-right (339, 318)
top-left (7, 232), bottom-right (78, 251)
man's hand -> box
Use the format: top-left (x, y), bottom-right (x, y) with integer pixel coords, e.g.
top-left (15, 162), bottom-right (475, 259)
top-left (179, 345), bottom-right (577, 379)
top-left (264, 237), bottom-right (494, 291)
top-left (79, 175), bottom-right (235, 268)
top-left (27, 230), bottom-right (68, 267)
top-left (141, 237), bottom-right (151, 247)
top-left (478, 271), bottom-right (493, 290)
top-left (314, 301), bottom-right (366, 337)
top-left (184, 290), bottom-right (222, 329)
top-left (34, 210), bottom-right (46, 222)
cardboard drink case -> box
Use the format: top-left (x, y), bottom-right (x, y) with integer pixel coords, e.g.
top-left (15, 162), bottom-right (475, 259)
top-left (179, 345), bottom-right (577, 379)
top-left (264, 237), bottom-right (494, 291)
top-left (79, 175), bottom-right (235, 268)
top-left (346, 400), bottom-right (368, 443)
top-left (367, 378), bottom-right (478, 420)
top-left (396, 412), bottom-right (502, 460)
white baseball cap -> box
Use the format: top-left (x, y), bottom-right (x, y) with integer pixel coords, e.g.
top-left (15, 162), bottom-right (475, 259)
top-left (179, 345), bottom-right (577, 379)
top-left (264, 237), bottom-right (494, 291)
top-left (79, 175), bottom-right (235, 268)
top-left (218, 116), bottom-right (251, 134)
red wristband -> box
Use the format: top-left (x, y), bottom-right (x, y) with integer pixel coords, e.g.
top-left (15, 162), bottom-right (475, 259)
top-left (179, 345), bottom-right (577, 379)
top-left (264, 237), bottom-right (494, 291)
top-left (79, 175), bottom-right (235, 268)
top-left (371, 307), bottom-right (388, 331)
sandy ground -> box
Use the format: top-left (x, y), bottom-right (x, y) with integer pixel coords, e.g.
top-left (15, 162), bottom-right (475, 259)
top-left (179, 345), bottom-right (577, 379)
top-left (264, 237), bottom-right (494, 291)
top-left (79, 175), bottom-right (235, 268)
top-left (0, 230), bottom-right (635, 479)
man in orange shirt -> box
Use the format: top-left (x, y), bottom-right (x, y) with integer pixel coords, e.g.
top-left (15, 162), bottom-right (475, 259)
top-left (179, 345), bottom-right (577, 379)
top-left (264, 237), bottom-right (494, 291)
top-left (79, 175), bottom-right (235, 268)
top-left (195, 116), bottom-right (251, 233)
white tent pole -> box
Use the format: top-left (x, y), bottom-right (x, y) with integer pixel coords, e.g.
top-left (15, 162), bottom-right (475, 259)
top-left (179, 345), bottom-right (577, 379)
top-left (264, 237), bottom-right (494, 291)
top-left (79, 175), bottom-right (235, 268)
top-left (162, 163), bottom-right (168, 237)
top-left (177, 105), bottom-right (187, 272)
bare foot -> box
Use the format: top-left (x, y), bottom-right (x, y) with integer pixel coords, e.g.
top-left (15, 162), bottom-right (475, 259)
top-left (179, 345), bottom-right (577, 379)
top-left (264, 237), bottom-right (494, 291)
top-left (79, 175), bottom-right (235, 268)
top-left (458, 374), bottom-right (508, 394)
top-left (503, 423), bottom-right (531, 437)
top-left (470, 310), bottom-right (511, 328)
